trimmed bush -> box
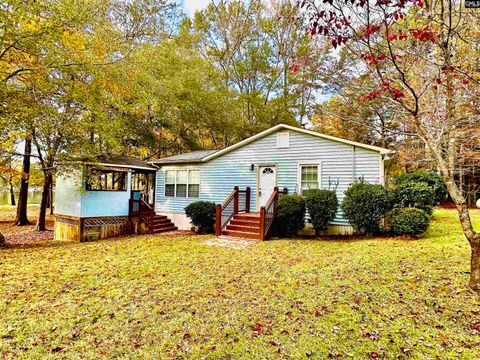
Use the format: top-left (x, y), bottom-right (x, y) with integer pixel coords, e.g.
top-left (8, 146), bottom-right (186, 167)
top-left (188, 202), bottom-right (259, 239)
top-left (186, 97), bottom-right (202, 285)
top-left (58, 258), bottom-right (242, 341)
top-left (276, 195), bottom-right (306, 237)
top-left (185, 201), bottom-right (216, 234)
top-left (305, 189), bottom-right (338, 235)
top-left (341, 182), bottom-right (392, 235)
top-left (392, 181), bottom-right (435, 215)
top-left (389, 207), bottom-right (430, 236)
top-left (394, 171), bottom-right (447, 204)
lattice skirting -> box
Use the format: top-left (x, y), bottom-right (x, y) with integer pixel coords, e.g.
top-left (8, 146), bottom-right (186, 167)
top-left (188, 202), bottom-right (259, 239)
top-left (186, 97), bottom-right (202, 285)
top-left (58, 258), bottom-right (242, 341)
top-left (84, 218), bottom-right (127, 227)
top-left (55, 216), bottom-right (79, 226)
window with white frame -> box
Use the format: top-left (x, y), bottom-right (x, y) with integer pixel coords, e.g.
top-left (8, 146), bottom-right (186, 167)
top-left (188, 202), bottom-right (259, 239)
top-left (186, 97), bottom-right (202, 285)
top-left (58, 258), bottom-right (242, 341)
top-left (299, 164), bottom-right (319, 196)
top-left (164, 169), bottom-right (200, 198)
top-left (276, 131), bottom-right (290, 148)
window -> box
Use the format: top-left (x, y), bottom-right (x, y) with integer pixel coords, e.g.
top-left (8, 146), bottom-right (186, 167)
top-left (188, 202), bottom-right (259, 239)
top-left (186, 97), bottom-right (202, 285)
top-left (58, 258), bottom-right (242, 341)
top-left (165, 170), bottom-right (175, 196)
top-left (188, 170), bottom-right (200, 197)
top-left (300, 164), bottom-right (319, 196)
top-left (164, 169), bottom-right (200, 198)
top-left (276, 131), bottom-right (290, 148)
top-left (86, 167), bottom-right (127, 191)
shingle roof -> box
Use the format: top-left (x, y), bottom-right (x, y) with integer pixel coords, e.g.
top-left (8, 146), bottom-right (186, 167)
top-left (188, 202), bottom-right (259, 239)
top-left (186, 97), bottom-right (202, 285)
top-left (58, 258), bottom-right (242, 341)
top-left (82, 155), bottom-right (157, 170)
top-left (151, 150), bottom-right (218, 165)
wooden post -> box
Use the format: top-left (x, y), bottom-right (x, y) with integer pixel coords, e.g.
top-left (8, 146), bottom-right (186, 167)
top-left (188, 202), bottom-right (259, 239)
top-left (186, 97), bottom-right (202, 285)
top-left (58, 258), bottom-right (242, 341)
top-left (245, 187), bottom-right (251, 213)
top-left (233, 186), bottom-right (239, 214)
top-left (215, 204), bottom-right (222, 236)
top-left (259, 207), bottom-right (266, 241)
top-left (149, 208), bottom-right (154, 234)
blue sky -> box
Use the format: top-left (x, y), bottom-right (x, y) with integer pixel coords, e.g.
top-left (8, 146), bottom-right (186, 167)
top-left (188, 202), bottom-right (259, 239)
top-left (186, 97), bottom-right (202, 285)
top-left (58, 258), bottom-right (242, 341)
top-left (181, 0), bottom-right (211, 17)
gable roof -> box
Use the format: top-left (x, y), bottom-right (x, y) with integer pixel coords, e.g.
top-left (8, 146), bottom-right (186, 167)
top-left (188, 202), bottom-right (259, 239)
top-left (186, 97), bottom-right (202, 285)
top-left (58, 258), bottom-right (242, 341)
top-left (151, 124), bottom-right (392, 165)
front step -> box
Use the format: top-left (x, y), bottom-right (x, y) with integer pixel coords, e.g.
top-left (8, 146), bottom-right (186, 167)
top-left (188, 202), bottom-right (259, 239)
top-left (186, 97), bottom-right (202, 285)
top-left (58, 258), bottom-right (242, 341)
top-left (149, 215), bottom-right (177, 234)
top-left (223, 212), bottom-right (261, 240)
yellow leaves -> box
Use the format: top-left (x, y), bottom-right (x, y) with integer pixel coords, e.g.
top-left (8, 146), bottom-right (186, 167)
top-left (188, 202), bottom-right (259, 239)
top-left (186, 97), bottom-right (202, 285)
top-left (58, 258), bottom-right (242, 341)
top-left (61, 30), bottom-right (88, 54)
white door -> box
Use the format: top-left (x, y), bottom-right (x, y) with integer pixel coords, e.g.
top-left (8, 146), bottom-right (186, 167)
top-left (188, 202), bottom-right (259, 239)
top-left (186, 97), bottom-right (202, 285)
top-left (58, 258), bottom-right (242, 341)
top-left (258, 166), bottom-right (276, 209)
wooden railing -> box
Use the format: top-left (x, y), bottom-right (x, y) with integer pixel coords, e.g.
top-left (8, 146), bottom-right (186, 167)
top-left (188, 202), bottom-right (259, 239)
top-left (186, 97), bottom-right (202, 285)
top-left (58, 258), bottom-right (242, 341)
top-left (129, 198), bottom-right (155, 234)
top-left (259, 187), bottom-right (288, 240)
top-left (215, 186), bottom-right (251, 236)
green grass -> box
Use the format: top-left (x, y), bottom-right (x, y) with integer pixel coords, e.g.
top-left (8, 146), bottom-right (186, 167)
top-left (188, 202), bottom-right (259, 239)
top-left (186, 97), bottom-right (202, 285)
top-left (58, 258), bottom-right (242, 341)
top-left (1, 209), bottom-right (480, 359)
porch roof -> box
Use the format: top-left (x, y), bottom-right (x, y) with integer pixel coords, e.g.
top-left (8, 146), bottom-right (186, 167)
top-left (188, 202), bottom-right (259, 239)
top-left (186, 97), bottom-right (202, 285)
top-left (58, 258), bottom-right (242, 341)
top-left (81, 155), bottom-right (157, 171)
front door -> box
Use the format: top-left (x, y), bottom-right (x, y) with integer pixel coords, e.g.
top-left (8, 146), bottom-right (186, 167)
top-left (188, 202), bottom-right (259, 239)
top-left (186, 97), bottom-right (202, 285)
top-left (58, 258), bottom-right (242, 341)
top-left (258, 165), bottom-right (277, 209)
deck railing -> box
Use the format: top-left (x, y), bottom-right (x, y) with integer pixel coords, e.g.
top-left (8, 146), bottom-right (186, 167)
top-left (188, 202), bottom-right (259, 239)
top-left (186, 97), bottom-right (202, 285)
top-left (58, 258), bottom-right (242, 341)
top-left (215, 187), bottom-right (251, 236)
top-left (259, 187), bottom-right (288, 240)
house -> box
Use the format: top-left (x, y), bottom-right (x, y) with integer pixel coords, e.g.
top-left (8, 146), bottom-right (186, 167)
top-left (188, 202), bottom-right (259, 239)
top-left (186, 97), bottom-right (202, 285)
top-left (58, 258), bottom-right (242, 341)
top-left (54, 124), bottom-right (391, 241)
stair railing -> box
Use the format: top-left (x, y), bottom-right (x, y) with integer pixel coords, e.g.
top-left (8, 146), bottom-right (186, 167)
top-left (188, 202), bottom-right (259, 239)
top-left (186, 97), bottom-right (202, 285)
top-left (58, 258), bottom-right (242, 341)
top-left (259, 187), bottom-right (288, 240)
top-left (130, 198), bottom-right (155, 234)
top-left (215, 186), bottom-right (251, 236)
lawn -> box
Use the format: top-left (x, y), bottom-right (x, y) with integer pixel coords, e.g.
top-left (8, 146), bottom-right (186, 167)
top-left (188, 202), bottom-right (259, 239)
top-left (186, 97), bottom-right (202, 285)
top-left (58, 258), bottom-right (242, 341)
top-left (1, 209), bottom-right (480, 359)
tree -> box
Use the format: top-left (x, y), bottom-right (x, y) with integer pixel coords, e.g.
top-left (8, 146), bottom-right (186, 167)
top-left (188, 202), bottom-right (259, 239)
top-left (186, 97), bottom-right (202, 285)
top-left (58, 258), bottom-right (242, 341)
top-left (14, 137), bottom-right (31, 225)
top-left (302, 0), bottom-right (480, 291)
top-left (193, 0), bottom-right (331, 138)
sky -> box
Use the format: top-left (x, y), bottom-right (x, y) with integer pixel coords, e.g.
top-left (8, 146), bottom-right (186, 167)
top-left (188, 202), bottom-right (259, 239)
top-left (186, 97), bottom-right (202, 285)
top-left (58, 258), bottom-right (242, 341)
top-left (182, 0), bottom-right (211, 17)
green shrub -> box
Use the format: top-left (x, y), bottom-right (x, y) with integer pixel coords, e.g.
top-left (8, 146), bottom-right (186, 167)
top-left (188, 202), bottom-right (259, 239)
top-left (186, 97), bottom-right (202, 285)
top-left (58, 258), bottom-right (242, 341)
top-left (276, 195), bottom-right (306, 237)
top-left (394, 171), bottom-right (447, 204)
top-left (185, 201), bottom-right (217, 234)
top-left (388, 208), bottom-right (430, 236)
top-left (305, 189), bottom-right (338, 235)
top-left (341, 182), bottom-right (392, 235)
top-left (392, 181), bottom-right (436, 215)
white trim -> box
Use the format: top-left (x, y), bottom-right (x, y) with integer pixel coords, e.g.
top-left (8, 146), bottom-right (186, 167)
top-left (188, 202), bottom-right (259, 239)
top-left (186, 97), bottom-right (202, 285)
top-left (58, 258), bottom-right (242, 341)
top-left (256, 164), bottom-right (278, 211)
top-left (164, 168), bottom-right (200, 199)
top-left (202, 124), bottom-right (392, 162)
top-left (379, 155), bottom-right (385, 185)
top-left (83, 162), bottom-right (155, 171)
top-left (297, 161), bottom-right (322, 196)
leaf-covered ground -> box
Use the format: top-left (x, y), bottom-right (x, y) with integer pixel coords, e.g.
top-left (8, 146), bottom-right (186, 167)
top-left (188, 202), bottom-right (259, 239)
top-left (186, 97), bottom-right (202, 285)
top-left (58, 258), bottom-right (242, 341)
top-left (1, 209), bottom-right (480, 359)
top-left (0, 205), bottom-right (54, 245)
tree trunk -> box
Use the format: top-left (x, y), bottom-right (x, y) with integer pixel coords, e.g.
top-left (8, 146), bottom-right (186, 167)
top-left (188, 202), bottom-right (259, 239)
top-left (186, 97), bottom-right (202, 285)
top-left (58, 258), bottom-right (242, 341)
top-left (9, 175), bottom-right (15, 206)
top-left (14, 138), bottom-right (31, 226)
top-left (49, 180), bottom-right (54, 215)
top-left (443, 174), bottom-right (480, 291)
top-left (36, 171), bottom-right (52, 231)
top-left (470, 243), bottom-right (480, 292)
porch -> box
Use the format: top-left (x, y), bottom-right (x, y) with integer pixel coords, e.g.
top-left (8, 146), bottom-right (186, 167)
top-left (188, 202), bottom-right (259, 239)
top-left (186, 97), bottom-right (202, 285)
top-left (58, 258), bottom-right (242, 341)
top-left (215, 186), bottom-right (288, 240)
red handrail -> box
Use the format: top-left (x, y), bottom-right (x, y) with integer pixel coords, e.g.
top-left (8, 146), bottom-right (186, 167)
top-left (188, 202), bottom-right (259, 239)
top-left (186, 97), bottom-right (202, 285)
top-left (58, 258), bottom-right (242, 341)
top-left (215, 187), bottom-right (251, 236)
top-left (259, 187), bottom-right (288, 240)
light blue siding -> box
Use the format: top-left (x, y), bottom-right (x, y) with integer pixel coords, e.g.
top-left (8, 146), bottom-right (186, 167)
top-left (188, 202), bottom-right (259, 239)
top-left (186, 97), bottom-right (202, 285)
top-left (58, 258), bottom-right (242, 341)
top-left (54, 171), bottom-right (82, 217)
top-left (155, 130), bottom-right (382, 226)
top-left (80, 173), bottom-right (131, 217)
top-left (55, 168), bottom-right (132, 218)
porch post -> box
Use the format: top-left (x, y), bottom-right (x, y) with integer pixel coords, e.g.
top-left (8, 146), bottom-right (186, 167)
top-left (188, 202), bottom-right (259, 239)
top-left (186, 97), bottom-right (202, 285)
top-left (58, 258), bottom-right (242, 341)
top-left (233, 186), bottom-right (239, 214)
top-left (215, 204), bottom-right (222, 236)
top-left (259, 207), bottom-right (266, 241)
top-left (245, 187), bottom-right (251, 213)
